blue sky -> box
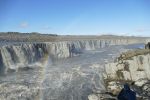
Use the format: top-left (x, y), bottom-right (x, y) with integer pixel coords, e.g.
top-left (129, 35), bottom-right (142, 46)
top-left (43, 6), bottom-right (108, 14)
top-left (0, 0), bottom-right (150, 36)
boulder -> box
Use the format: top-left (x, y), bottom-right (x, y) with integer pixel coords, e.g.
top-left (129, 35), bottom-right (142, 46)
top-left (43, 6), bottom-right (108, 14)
top-left (107, 81), bottom-right (122, 95)
top-left (134, 79), bottom-right (148, 87)
top-left (88, 94), bottom-right (99, 100)
top-left (142, 83), bottom-right (150, 97)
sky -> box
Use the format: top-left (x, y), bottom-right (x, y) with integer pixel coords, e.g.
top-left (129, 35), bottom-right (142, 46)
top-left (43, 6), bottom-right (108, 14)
top-left (0, 0), bottom-right (150, 36)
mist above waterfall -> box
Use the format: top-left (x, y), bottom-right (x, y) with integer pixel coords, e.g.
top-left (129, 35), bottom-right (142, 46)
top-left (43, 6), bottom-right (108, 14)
top-left (0, 37), bottom-right (145, 100)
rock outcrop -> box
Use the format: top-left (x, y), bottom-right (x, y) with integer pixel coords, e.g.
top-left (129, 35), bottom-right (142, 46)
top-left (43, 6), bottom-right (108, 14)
top-left (100, 49), bottom-right (150, 99)
top-left (104, 50), bottom-right (150, 81)
top-left (145, 42), bottom-right (150, 49)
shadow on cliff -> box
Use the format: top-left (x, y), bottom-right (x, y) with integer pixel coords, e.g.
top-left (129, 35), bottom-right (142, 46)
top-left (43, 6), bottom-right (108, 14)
top-left (0, 50), bottom-right (5, 75)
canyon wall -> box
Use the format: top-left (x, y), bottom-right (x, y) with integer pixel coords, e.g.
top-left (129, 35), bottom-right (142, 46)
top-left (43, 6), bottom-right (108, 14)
top-left (104, 50), bottom-right (150, 81)
top-left (94, 50), bottom-right (150, 100)
top-left (0, 39), bottom-right (146, 74)
top-left (0, 38), bottom-right (149, 100)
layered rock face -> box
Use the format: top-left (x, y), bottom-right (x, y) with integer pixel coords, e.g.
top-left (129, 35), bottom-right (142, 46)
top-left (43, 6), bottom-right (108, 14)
top-left (0, 38), bottom-right (148, 100)
top-left (102, 50), bottom-right (150, 99)
top-left (0, 44), bottom-right (47, 73)
top-left (0, 39), bottom-right (143, 74)
top-left (104, 53), bottom-right (150, 81)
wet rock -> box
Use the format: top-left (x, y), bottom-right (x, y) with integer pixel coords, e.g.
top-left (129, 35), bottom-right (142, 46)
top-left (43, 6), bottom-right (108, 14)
top-left (98, 94), bottom-right (117, 100)
top-left (18, 66), bottom-right (34, 71)
top-left (88, 94), bottom-right (99, 100)
top-left (142, 83), bottom-right (150, 97)
top-left (134, 79), bottom-right (148, 87)
top-left (121, 71), bottom-right (131, 80)
top-left (88, 93), bottom-right (117, 100)
top-left (107, 81), bottom-right (122, 96)
top-left (104, 63), bottom-right (118, 80)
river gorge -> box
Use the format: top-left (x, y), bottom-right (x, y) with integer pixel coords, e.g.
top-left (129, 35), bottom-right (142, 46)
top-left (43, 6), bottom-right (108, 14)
top-left (0, 38), bottom-right (149, 100)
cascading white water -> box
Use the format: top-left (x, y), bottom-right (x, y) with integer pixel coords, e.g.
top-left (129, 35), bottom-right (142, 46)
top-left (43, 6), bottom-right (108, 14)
top-left (0, 39), bottom-right (144, 74)
top-left (0, 39), bottom-right (146, 100)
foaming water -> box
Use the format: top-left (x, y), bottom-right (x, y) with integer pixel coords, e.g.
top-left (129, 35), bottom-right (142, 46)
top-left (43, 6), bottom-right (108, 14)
top-left (0, 43), bottom-right (145, 100)
top-left (39, 55), bottom-right (53, 100)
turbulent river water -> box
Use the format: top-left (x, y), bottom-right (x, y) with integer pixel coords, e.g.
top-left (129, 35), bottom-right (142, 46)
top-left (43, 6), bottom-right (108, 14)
top-left (0, 43), bottom-right (144, 100)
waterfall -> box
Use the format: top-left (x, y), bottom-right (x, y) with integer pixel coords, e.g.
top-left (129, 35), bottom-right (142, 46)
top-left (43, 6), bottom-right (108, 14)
top-left (0, 39), bottom-right (145, 74)
top-left (0, 39), bottom-right (147, 100)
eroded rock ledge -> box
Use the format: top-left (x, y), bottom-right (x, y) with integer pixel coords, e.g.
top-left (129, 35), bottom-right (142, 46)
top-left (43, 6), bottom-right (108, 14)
top-left (89, 49), bottom-right (150, 100)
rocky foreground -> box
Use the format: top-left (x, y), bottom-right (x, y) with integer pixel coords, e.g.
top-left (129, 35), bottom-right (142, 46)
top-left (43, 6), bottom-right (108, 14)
top-left (90, 49), bottom-right (150, 100)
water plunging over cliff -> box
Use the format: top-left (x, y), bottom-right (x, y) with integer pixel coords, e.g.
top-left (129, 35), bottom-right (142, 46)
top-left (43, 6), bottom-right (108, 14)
top-left (0, 39), bottom-right (147, 100)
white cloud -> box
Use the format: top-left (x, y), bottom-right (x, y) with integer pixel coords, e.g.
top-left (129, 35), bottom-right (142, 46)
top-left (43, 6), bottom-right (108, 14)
top-left (42, 25), bottom-right (52, 30)
top-left (19, 22), bottom-right (28, 28)
top-left (135, 28), bottom-right (150, 32)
